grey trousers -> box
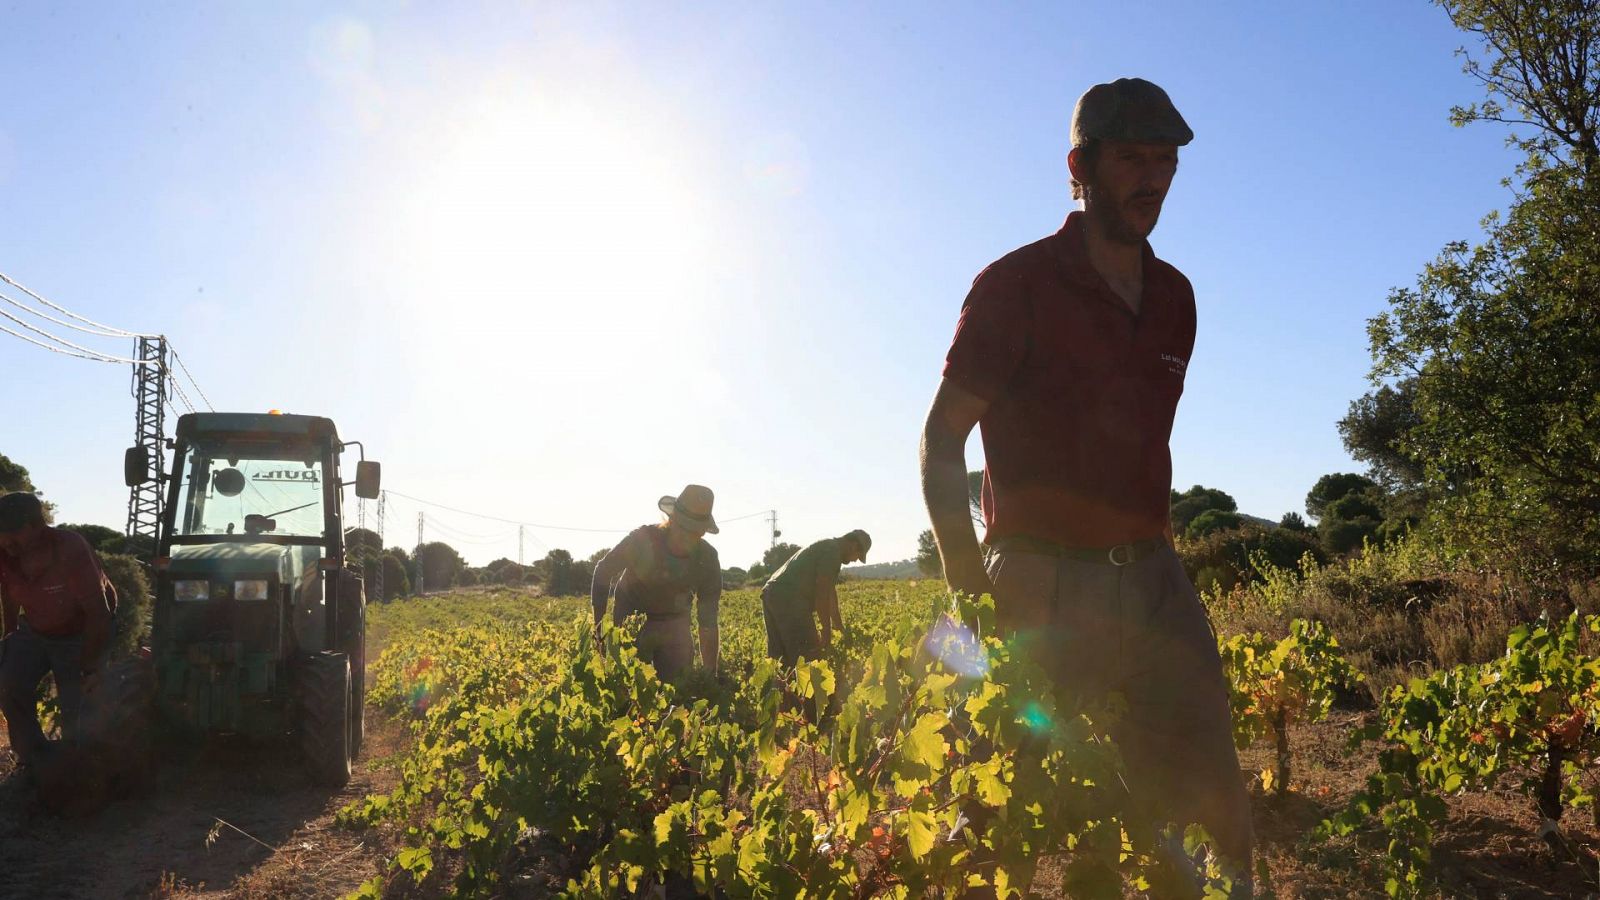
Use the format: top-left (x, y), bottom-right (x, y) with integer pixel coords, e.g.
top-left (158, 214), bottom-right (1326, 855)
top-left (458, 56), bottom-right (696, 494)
top-left (761, 586), bottom-right (821, 668)
top-left (986, 544), bottom-right (1254, 879)
top-left (637, 616), bottom-right (695, 681)
top-left (0, 621), bottom-right (93, 766)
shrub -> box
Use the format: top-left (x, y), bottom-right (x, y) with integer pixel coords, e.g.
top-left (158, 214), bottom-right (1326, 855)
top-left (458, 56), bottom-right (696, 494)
top-left (99, 553), bottom-right (151, 658)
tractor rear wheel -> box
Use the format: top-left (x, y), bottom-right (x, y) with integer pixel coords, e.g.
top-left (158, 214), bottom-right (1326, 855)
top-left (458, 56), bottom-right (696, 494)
top-left (86, 656), bottom-right (158, 785)
top-left (335, 569), bottom-right (367, 759)
top-left (340, 594), bottom-right (366, 759)
top-left (297, 651), bottom-right (351, 787)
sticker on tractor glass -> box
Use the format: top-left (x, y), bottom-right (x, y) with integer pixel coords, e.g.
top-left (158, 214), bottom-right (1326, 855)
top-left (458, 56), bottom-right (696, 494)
top-left (252, 470), bottom-right (321, 483)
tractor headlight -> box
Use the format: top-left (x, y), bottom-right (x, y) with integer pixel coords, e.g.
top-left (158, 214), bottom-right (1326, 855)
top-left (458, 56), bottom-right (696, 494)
top-left (235, 579), bottom-right (270, 602)
top-left (174, 579), bottom-right (210, 602)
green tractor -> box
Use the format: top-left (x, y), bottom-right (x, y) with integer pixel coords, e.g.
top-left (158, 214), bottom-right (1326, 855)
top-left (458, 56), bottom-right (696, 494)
top-left (123, 411), bottom-right (380, 786)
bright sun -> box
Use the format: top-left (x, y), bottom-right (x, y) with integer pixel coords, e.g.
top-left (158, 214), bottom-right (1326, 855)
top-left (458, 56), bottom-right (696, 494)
top-left (394, 85), bottom-right (714, 360)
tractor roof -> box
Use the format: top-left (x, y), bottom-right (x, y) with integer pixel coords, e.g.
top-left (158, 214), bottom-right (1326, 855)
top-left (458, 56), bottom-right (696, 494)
top-left (175, 412), bottom-right (340, 443)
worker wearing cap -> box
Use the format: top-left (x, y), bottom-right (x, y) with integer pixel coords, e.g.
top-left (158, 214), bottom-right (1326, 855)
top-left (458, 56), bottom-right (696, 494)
top-left (920, 78), bottom-right (1252, 889)
top-left (760, 529), bottom-right (870, 668)
top-left (590, 484), bottom-right (722, 680)
top-left (0, 492), bottom-right (118, 771)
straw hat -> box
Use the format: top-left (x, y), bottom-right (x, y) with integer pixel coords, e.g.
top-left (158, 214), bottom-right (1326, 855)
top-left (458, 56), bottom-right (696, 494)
top-left (658, 484), bottom-right (718, 534)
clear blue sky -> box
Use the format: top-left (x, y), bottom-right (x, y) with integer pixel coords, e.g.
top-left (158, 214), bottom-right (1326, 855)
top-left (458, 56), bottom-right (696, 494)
top-left (0, 2), bottom-right (1519, 569)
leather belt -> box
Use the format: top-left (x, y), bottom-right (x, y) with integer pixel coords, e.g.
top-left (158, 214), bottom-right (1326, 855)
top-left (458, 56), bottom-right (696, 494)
top-left (991, 535), bottom-right (1167, 567)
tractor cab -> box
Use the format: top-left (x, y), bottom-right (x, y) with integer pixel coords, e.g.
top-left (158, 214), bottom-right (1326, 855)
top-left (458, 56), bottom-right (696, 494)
top-left (126, 411), bottom-right (379, 785)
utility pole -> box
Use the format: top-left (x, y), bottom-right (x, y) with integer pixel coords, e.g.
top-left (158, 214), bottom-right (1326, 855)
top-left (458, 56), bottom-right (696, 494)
top-left (125, 335), bottom-right (169, 552)
top-left (373, 490), bottom-right (386, 602)
top-left (415, 511), bottom-right (425, 596)
top-left (767, 509), bottom-right (781, 549)
top-left (518, 525), bottom-right (525, 566)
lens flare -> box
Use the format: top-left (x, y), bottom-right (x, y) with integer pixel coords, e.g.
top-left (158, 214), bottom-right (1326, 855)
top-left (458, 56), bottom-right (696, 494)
top-left (926, 617), bottom-right (989, 678)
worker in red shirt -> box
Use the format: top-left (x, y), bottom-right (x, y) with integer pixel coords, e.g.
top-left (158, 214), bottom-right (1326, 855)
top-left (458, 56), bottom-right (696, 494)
top-left (921, 78), bottom-right (1251, 894)
top-left (0, 492), bottom-right (117, 770)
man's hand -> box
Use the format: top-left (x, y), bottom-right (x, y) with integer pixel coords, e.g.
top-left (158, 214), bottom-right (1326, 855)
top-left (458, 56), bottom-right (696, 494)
top-left (944, 561), bottom-right (994, 600)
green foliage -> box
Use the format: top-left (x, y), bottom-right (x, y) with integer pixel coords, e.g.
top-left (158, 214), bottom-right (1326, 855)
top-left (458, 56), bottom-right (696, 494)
top-left (347, 586), bottom-right (1243, 898)
top-left (1177, 524), bottom-right (1324, 594)
top-left (1319, 612), bottom-right (1600, 897)
top-left (416, 541), bottom-right (466, 591)
top-left (58, 523), bottom-right (122, 552)
top-left (915, 529), bottom-right (941, 578)
top-left (0, 452), bottom-right (38, 494)
top-left (1185, 509), bottom-right (1243, 540)
top-left (1362, 1), bottom-right (1600, 583)
top-left (1278, 512), bottom-right (1310, 532)
top-left (1437, 0), bottom-right (1599, 174)
top-left (1339, 378), bottom-right (1426, 495)
top-left (1305, 473), bottom-right (1377, 521)
top-left (99, 553), bottom-right (152, 658)
top-left (345, 527), bottom-right (382, 562)
top-left (761, 542), bottom-right (801, 572)
top-left (1219, 619), bottom-right (1362, 794)
top-left (378, 549), bottom-right (411, 600)
top-left (1170, 485), bottom-right (1237, 535)
top-left (966, 469), bottom-right (985, 526)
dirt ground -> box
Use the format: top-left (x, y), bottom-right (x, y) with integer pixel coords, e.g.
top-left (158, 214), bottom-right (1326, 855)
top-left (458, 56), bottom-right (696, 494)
top-left (1242, 709), bottom-right (1600, 900)
top-left (0, 716), bottom-right (406, 900)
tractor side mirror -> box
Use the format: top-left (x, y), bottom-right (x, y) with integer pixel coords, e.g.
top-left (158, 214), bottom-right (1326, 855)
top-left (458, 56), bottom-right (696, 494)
top-left (124, 446), bottom-right (150, 487)
top-left (355, 460), bottom-right (381, 500)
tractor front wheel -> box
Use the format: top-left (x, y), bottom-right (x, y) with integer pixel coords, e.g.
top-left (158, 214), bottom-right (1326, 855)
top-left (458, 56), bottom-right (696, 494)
top-left (297, 651), bottom-right (351, 787)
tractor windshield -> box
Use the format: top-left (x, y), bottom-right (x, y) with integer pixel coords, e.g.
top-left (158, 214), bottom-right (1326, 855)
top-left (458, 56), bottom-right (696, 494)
top-left (174, 439), bottom-right (329, 539)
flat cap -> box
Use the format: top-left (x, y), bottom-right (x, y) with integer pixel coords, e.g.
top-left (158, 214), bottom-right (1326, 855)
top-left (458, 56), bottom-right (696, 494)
top-left (1071, 77), bottom-right (1193, 147)
top-left (0, 492), bottom-right (44, 533)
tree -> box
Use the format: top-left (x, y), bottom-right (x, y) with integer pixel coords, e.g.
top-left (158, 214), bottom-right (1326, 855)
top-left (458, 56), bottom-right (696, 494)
top-left (1186, 509), bottom-right (1244, 540)
top-left (722, 566), bottom-right (749, 589)
top-left (59, 523), bottom-right (123, 552)
top-left (0, 452), bottom-right (53, 521)
top-left (916, 529), bottom-right (942, 578)
top-left (1170, 485), bottom-right (1237, 534)
top-left (1363, 1), bottom-right (1600, 576)
top-left (1338, 377), bottom-right (1427, 494)
top-left (346, 527), bottom-right (383, 563)
top-left (1304, 473), bottom-right (1378, 521)
top-left (537, 548), bottom-right (578, 596)
top-left (1279, 512), bottom-right (1311, 532)
top-left (416, 541), bottom-right (466, 591)
top-left (967, 470), bottom-right (986, 527)
top-left (761, 542), bottom-right (801, 572)
top-left (380, 549), bottom-right (411, 600)
top-left (0, 452), bottom-right (37, 494)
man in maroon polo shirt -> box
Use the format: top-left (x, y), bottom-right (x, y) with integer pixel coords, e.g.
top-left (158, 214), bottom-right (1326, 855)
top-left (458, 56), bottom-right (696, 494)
top-left (920, 78), bottom-right (1252, 891)
top-left (0, 492), bottom-right (117, 770)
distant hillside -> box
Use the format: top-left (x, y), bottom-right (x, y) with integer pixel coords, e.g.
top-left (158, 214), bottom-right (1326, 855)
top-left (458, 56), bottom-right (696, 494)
top-left (843, 558), bottom-right (922, 580)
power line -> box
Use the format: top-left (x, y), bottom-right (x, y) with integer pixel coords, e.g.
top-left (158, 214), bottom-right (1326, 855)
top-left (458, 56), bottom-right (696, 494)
top-left (0, 270), bottom-right (151, 338)
top-left (0, 320), bottom-right (152, 364)
top-left (0, 286), bottom-right (136, 339)
top-left (168, 345), bottom-right (214, 411)
top-left (383, 489), bottom-right (631, 533)
top-left (383, 488), bottom-right (772, 536)
top-left (0, 305), bottom-right (155, 364)
top-left (167, 370), bottom-right (197, 414)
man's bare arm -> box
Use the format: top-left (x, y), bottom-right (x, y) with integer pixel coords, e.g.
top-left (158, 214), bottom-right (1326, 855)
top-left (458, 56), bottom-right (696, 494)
top-left (920, 377), bottom-right (992, 596)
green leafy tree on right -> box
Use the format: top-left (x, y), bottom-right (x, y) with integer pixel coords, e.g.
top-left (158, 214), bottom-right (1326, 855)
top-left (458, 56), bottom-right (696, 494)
top-left (1347, 0), bottom-right (1600, 583)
